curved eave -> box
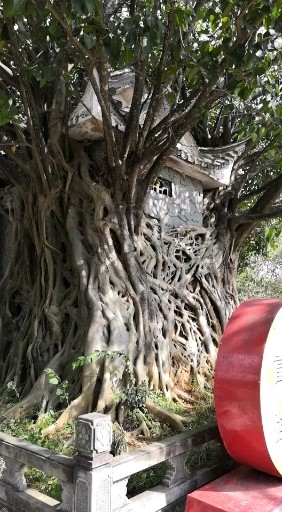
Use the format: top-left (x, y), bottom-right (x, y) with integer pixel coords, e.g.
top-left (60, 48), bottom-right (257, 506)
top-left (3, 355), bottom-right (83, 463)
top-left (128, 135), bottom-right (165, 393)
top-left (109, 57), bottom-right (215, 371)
top-left (199, 140), bottom-right (246, 157)
top-left (167, 155), bottom-right (233, 189)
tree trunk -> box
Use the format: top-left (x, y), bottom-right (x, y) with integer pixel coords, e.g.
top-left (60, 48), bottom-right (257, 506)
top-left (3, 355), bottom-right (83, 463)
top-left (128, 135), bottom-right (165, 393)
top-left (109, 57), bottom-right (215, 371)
top-left (0, 148), bottom-right (239, 427)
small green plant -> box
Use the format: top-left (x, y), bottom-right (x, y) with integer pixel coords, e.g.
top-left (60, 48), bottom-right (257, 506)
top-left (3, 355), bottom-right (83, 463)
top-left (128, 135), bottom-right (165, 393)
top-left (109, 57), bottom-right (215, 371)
top-left (145, 414), bottom-right (173, 438)
top-left (123, 381), bottom-right (148, 413)
top-left (44, 369), bottom-right (69, 406)
top-left (72, 350), bottom-right (149, 421)
top-left (185, 383), bottom-right (215, 430)
top-left (1, 412), bottom-right (75, 454)
top-left (186, 441), bottom-right (223, 472)
top-left (24, 468), bottom-right (62, 501)
top-left (71, 350), bottom-right (128, 369)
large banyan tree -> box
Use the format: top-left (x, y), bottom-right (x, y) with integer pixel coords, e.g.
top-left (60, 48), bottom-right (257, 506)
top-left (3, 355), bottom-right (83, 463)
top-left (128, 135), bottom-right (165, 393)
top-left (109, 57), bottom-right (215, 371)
top-left (1, 0), bottom-right (282, 431)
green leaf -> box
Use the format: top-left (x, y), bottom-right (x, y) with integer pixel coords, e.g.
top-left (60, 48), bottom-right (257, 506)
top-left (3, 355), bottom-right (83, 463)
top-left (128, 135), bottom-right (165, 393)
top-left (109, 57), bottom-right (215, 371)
top-left (1, 23), bottom-right (9, 41)
top-left (83, 33), bottom-right (96, 49)
top-left (49, 377), bottom-right (59, 385)
top-left (73, 356), bottom-right (87, 368)
top-left (221, 16), bottom-right (230, 29)
top-left (259, 126), bottom-right (266, 138)
top-left (174, 6), bottom-right (190, 30)
top-left (71, 0), bottom-right (84, 14)
top-left (88, 352), bottom-right (99, 362)
top-left (84, 0), bottom-right (94, 15)
top-left (119, 47), bottom-right (135, 66)
top-left (265, 227), bottom-right (276, 242)
top-left (3, 0), bottom-right (27, 17)
top-left (3, 0), bottom-right (15, 16)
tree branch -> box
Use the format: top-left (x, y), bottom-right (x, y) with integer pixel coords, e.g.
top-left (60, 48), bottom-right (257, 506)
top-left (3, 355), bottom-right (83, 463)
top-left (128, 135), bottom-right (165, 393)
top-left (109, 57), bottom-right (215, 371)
top-left (0, 62), bottom-right (20, 90)
top-left (249, 172), bottom-right (282, 215)
top-left (238, 180), bottom-right (278, 202)
top-left (121, 50), bottom-right (148, 160)
top-left (143, 69), bottom-right (225, 164)
top-left (137, 6), bottom-right (174, 154)
top-left (46, 3), bottom-right (92, 61)
top-left (232, 205), bottom-right (282, 225)
top-left (0, 155), bottom-right (28, 185)
top-left (46, 2), bottom-right (119, 170)
top-left (6, 20), bottom-right (51, 192)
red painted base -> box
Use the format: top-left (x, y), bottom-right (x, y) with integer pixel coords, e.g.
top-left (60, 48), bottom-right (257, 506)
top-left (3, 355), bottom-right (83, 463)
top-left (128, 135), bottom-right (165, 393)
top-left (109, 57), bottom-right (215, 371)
top-left (185, 466), bottom-right (282, 512)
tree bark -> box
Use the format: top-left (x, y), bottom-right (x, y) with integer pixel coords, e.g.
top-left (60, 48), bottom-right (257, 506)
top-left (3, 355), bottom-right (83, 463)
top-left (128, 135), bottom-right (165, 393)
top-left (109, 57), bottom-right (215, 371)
top-left (0, 146), bottom-right (239, 428)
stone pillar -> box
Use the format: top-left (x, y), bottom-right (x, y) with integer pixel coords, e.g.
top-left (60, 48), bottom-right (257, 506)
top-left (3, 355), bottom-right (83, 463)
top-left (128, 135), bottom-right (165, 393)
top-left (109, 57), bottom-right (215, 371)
top-left (74, 413), bottom-right (113, 512)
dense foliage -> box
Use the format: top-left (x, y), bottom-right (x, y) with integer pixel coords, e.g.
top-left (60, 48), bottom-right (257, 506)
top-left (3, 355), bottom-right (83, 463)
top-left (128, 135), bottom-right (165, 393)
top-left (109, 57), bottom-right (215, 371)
top-left (238, 223), bottom-right (282, 301)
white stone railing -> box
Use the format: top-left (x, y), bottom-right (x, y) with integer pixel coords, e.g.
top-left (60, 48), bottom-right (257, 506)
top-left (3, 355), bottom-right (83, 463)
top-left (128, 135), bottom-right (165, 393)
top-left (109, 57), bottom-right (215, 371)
top-left (0, 413), bottom-right (234, 512)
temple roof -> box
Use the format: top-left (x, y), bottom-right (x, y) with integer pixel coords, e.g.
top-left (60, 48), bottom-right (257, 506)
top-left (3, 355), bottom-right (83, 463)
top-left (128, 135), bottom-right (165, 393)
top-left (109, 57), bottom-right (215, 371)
top-left (175, 140), bottom-right (246, 171)
top-left (69, 68), bottom-right (246, 188)
top-left (109, 68), bottom-right (135, 95)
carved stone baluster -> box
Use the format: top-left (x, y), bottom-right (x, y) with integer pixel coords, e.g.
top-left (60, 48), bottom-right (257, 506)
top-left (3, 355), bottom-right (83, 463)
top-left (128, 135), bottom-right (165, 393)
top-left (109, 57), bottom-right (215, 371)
top-left (58, 481), bottom-right (74, 511)
top-left (163, 452), bottom-right (190, 488)
top-left (112, 477), bottom-right (133, 512)
top-left (73, 413), bottom-right (113, 512)
top-left (0, 507), bottom-right (13, 512)
top-left (1, 456), bottom-right (27, 492)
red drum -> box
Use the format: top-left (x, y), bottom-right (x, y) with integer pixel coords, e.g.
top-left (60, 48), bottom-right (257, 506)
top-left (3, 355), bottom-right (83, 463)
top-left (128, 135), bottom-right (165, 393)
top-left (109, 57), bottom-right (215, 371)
top-left (214, 299), bottom-right (282, 477)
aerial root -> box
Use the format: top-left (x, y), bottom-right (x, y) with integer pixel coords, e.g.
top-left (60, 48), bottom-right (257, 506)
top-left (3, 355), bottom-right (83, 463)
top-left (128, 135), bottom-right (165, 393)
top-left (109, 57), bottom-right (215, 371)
top-left (135, 420), bottom-right (150, 438)
top-left (145, 398), bottom-right (189, 432)
top-left (132, 409), bottom-right (151, 438)
top-left (172, 386), bottom-right (194, 404)
top-left (41, 393), bottom-right (89, 437)
top-left (3, 375), bottom-right (46, 420)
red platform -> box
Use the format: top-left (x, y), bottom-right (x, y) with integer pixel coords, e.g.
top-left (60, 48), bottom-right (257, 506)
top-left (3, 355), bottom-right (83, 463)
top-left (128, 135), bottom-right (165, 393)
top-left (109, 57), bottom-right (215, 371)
top-left (186, 466), bottom-right (282, 512)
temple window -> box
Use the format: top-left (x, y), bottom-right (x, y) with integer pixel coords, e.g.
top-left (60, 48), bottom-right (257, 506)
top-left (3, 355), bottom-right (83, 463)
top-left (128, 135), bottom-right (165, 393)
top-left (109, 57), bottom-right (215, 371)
top-left (153, 177), bottom-right (173, 197)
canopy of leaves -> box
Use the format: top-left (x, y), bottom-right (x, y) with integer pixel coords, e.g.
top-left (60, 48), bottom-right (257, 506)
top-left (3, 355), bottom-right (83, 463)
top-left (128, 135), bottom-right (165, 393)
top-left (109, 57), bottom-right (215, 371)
top-left (238, 248), bottom-right (282, 302)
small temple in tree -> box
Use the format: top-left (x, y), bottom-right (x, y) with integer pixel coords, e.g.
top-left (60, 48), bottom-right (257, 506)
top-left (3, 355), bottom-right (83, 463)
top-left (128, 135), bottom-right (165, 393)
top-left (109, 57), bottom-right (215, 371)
top-left (69, 69), bottom-right (246, 230)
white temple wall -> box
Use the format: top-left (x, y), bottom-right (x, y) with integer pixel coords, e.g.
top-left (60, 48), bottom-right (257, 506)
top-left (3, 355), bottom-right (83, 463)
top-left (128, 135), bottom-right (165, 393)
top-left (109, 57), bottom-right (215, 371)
top-left (145, 166), bottom-right (203, 228)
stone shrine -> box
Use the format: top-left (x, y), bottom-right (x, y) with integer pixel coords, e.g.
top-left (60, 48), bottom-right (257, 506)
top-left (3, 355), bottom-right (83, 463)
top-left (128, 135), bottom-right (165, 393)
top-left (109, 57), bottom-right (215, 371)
top-left (69, 68), bottom-right (245, 229)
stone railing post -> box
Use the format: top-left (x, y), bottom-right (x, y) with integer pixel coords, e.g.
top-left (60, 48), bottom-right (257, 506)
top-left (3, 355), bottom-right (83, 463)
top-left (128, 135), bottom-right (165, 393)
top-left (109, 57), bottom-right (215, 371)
top-left (74, 412), bottom-right (113, 512)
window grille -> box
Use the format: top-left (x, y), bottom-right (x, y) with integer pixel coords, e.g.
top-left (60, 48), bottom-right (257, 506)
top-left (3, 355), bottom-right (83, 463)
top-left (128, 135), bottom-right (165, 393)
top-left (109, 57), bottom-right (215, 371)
top-left (152, 177), bottom-right (173, 197)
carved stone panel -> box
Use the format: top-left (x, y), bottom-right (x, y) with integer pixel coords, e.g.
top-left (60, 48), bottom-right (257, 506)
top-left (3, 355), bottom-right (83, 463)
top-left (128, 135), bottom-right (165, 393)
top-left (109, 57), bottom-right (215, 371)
top-left (76, 421), bottom-right (94, 454)
top-left (76, 413), bottom-right (112, 457)
top-left (75, 478), bottom-right (89, 512)
top-left (94, 421), bottom-right (112, 454)
top-left (0, 507), bottom-right (12, 512)
top-left (94, 473), bottom-right (111, 512)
